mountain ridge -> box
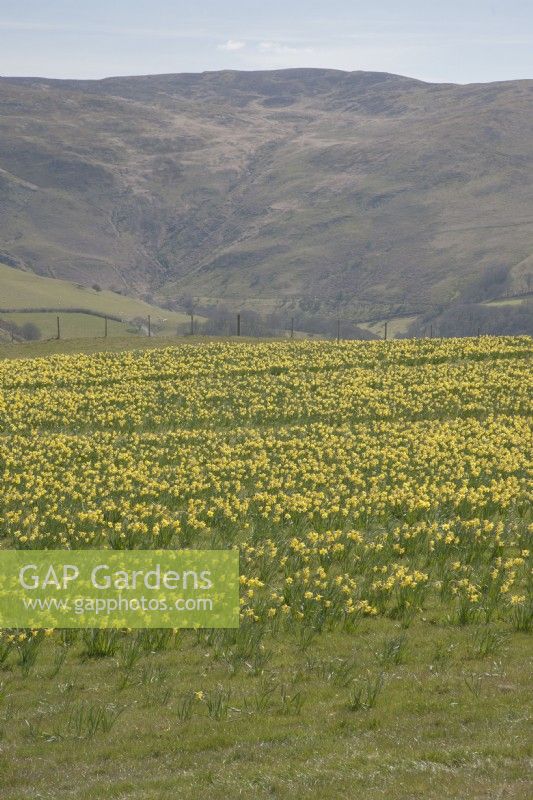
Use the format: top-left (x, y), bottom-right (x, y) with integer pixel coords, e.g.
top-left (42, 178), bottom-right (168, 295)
top-left (0, 68), bottom-right (531, 321)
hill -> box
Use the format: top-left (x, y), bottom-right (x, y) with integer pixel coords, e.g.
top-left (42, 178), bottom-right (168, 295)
top-left (0, 261), bottom-right (192, 340)
top-left (0, 69), bottom-right (532, 322)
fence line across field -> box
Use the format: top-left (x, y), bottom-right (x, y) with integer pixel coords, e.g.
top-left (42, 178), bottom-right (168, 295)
top-left (2, 308), bottom-right (485, 345)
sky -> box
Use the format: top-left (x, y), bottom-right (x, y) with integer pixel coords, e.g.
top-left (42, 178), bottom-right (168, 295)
top-left (0, 0), bottom-right (532, 84)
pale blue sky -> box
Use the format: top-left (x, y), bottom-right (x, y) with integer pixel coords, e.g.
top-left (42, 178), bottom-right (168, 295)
top-left (0, 0), bottom-right (531, 83)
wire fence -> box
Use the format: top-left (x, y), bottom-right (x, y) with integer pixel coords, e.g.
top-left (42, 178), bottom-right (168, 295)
top-left (1, 306), bottom-right (524, 345)
top-left (0, 311), bottom-right (139, 343)
top-left (0, 310), bottom-right (391, 344)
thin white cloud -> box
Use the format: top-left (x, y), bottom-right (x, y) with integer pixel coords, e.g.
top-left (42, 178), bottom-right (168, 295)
top-left (218, 40), bottom-right (246, 51)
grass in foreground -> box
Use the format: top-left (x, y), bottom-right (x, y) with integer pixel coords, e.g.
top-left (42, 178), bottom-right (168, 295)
top-left (0, 621), bottom-right (531, 800)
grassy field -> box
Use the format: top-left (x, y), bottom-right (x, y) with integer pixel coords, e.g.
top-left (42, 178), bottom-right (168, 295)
top-left (357, 315), bottom-right (418, 339)
top-left (0, 262), bottom-right (194, 339)
top-left (483, 297), bottom-right (530, 307)
top-left (0, 311), bottom-right (132, 341)
top-left (0, 336), bottom-right (531, 799)
top-left (0, 335), bottom-right (261, 360)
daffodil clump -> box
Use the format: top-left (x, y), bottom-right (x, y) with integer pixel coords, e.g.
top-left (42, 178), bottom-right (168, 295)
top-left (0, 336), bottom-right (531, 635)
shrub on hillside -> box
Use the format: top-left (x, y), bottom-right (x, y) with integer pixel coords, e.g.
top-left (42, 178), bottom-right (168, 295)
top-left (20, 322), bottom-right (42, 341)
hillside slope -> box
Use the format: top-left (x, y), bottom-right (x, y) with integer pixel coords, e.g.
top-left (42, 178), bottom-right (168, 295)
top-left (0, 261), bottom-right (188, 319)
top-left (0, 69), bottom-right (532, 319)
top-left (0, 261), bottom-right (192, 342)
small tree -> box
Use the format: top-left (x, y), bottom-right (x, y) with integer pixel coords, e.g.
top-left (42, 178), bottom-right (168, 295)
top-left (180, 294), bottom-right (197, 315)
top-left (20, 322), bottom-right (41, 341)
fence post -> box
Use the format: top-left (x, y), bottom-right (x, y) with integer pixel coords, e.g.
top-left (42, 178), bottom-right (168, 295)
top-left (56, 316), bottom-right (60, 340)
top-left (237, 313), bottom-right (241, 337)
top-left (430, 324), bottom-right (433, 339)
top-left (104, 316), bottom-right (108, 338)
top-left (148, 315), bottom-right (151, 337)
top-left (291, 317), bottom-right (294, 339)
top-left (190, 314), bottom-right (194, 336)
top-left (336, 319), bottom-right (340, 342)
top-left (384, 321), bottom-right (388, 341)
